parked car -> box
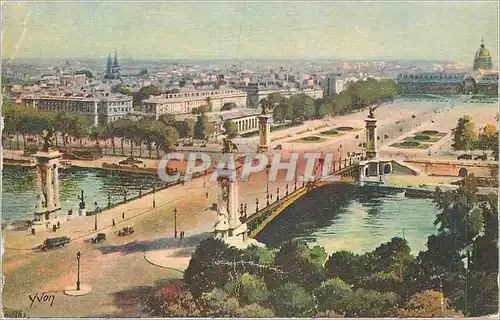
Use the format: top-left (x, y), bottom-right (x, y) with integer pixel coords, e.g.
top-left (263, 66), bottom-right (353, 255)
top-left (274, 144), bottom-right (282, 150)
top-left (40, 236), bottom-right (71, 250)
top-left (457, 154), bottom-right (473, 160)
top-left (118, 225), bottom-right (135, 236)
top-left (91, 233), bottom-right (106, 243)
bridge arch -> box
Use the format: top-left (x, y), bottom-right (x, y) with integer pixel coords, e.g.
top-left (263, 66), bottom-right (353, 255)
top-left (383, 163), bottom-right (392, 174)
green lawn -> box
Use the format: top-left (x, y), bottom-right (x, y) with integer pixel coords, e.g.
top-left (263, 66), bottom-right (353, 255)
top-left (291, 136), bottom-right (326, 143)
top-left (320, 129), bottom-right (343, 137)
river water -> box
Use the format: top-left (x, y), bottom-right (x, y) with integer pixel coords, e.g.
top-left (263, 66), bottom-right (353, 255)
top-left (256, 183), bottom-right (439, 254)
top-left (1, 165), bottom-right (156, 222)
top-left (2, 166), bottom-right (439, 254)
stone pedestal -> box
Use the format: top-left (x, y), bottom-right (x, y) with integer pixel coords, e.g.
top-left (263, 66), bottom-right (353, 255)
top-left (32, 150), bottom-right (62, 225)
top-left (214, 177), bottom-right (248, 241)
top-left (258, 114), bottom-right (271, 153)
top-left (365, 118), bottom-right (377, 160)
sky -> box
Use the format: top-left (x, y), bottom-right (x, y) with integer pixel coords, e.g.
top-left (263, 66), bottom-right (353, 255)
top-left (2, 1), bottom-right (499, 63)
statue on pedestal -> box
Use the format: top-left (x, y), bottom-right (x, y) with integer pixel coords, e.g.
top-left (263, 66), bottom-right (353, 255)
top-left (368, 105), bottom-right (379, 119)
top-left (41, 128), bottom-right (55, 152)
top-left (222, 138), bottom-right (238, 154)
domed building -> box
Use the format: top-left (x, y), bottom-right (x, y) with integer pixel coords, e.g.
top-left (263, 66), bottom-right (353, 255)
top-left (473, 39), bottom-right (493, 71)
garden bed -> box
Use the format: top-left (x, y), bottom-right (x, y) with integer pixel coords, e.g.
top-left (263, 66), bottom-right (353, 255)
top-left (292, 136), bottom-right (326, 143)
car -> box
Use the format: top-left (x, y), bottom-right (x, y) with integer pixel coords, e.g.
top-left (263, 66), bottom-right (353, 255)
top-left (474, 154), bottom-right (487, 161)
top-left (457, 154), bottom-right (473, 160)
top-left (274, 144), bottom-right (282, 150)
top-left (355, 135), bottom-right (359, 139)
top-left (91, 233), bottom-right (106, 243)
top-left (40, 236), bottom-right (71, 250)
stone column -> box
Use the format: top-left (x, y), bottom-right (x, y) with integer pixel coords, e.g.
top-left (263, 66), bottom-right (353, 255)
top-left (93, 101), bottom-right (99, 127)
top-left (53, 164), bottom-right (60, 208)
top-left (258, 114), bottom-right (271, 153)
top-left (36, 166), bottom-right (44, 209)
top-left (365, 118), bottom-right (377, 159)
top-left (46, 166), bottom-right (54, 210)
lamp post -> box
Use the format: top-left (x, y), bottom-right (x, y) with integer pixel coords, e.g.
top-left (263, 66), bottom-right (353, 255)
top-left (174, 207), bottom-right (178, 238)
top-left (76, 251), bottom-right (81, 291)
top-left (139, 185), bottom-right (142, 197)
top-left (152, 182), bottom-right (156, 208)
top-left (94, 201), bottom-right (98, 230)
top-left (107, 190), bottom-right (111, 209)
top-left (286, 184), bottom-right (289, 196)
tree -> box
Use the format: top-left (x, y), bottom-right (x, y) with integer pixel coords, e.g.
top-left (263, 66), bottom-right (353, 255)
top-left (111, 83), bottom-right (132, 96)
top-left (397, 290), bottom-right (463, 317)
top-left (477, 123), bottom-right (498, 159)
top-left (194, 114), bottom-right (214, 141)
top-left (74, 70), bottom-right (94, 78)
top-left (238, 303), bottom-right (274, 317)
top-left (221, 102), bottom-right (236, 111)
top-left (363, 237), bottom-right (413, 279)
top-left (271, 282), bottom-right (315, 317)
top-left (451, 115), bottom-right (477, 151)
top-left (274, 241), bottom-right (325, 290)
top-left (159, 125), bottom-right (179, 154)
top-left (325, 251), bottom-right (364, 285)
top-left (342, 288), bottom-right (399, 317)
top-left (237, 273), bottom-right (269, 305)
top-left (273, 100), bottom-right (293, 123)
top-left (223, 120), bottom-right (238, 139)
top-left (184, 238), bottom-right (241, 297)
top-left (267, 92), bottom-right (284, 106)
top-left (314, 278), bottom-right (352, 314)
top-left (289, 94), bottom-right (316, 122)
top-left (198, 289), bottom-right (240, 317)
top-left (242, 245), bottom-right (276, 266)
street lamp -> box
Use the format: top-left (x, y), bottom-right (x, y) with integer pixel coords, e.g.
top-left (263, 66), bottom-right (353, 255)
top-left (152, 182), bottom-right (156, 208)
top-left (174, 207), bottom-right (178, 238)
top-left (286, 184), bottom-right (289, 196)
top-left (107, 190), bottom-right (111, 209)
top-left (76, 251), bottom-right (81, 291)
top-left (94, 201), bottom-right (98, 230)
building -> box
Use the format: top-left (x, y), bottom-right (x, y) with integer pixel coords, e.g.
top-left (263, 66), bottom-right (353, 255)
top-left (22, 92), bottom-right (133, 126)
top-left (211, 109), bottom-right (263, 135)
top-left (141, 89), bottom-right (247, 119)
top-left (105, 51), bottom-right (121, 80)
top-left (322, 73), bottom-right (344, 97)
top-left (243, 83), bottom-right (323, 107)
top-left (473, 39), bottom-right (493, 72)
top-left (397, 40), bottom-right (498, 95)
top-left (396, 72), bottom-right (472, 94)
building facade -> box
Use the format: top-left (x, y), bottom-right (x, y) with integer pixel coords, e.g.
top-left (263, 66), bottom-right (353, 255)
top-left (243, 84), bottom-right (323, 107)
top-left (22, 92), bottom-right (133, 126)
top-left (322, 73), bottom-right (344, 97)
top-left (141, 89), bottom-right (247, 119)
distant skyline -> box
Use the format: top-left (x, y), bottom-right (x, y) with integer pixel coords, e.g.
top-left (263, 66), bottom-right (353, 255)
top-left (2, 1), bottom-right (499, 64)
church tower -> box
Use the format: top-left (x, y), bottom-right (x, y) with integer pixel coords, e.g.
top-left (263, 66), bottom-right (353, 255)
top-left (105, 54), bottom-right (113, 79)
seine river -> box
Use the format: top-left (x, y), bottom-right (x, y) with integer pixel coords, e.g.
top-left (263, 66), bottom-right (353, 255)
top-left (2, 166), bottom-right (438, 254)
top-left (256, 183), bottom-right (439, 254)
top-left (1, 165), bottom-right (156, 222)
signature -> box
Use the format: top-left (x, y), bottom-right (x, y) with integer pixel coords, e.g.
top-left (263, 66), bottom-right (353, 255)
top-left (28, 292), bottom-right (55, 308)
